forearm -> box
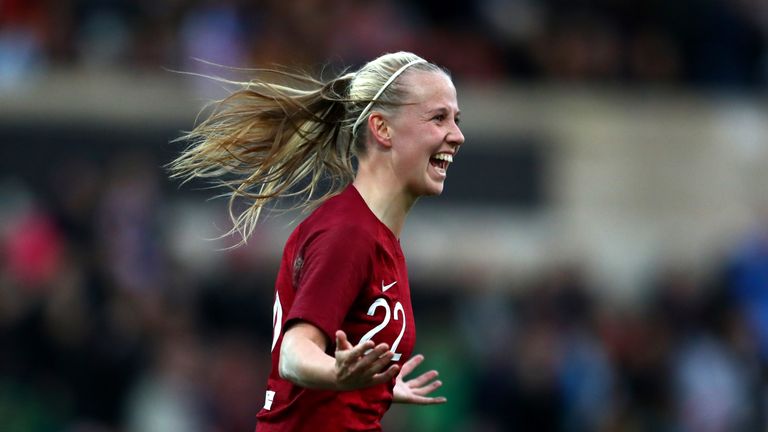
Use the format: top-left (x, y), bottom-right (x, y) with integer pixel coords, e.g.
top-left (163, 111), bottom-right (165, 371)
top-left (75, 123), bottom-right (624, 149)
top-left (279, 330), bottom-right (339, 390)
top-left (279, 323), bottom-right (399, 391)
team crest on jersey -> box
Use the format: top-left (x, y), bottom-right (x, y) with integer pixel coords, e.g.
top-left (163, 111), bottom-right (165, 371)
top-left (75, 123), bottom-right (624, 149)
top-left (292, 254), bottom-right (304, 286)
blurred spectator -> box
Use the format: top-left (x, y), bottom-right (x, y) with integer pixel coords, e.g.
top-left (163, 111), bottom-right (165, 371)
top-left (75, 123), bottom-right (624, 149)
top-left (125, 330), bottom-right (210, 432)
top-left (75, 0), bottom-right (134, 69)
top-left (328, 0), bottom-right (419, 68)
top-left (4, 210), bottom-right (63, 290)
top-left (0, 0), bottom-right (47, 88)
top-left (669, 268), bottom-right (761, 432)
top-left (96, 153), bottom-right (165, 295)
top-left (727, 218), bottom-right (768, 361)
top-left (178, 0), bottom-right (249, 96)
top-left (672, 335), bottom-right (754, 432)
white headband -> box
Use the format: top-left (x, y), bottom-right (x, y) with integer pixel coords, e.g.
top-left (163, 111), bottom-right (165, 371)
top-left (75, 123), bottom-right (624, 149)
top-left (351, 59), bottom-right (427, 136)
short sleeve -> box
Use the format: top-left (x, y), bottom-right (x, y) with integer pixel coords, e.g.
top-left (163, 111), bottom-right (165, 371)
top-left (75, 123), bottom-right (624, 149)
top-left (284, 224), bottom-right (374, 346)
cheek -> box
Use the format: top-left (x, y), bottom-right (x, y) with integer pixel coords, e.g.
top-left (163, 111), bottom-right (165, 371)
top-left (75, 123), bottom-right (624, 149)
top-left (395, 147), bottom-right (428, 177)
top-left (394, 125), bottom-right (441, 170)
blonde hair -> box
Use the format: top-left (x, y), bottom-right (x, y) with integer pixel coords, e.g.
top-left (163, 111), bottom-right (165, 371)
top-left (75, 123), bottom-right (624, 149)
top-left (168, 51), bottom-right (446, 244)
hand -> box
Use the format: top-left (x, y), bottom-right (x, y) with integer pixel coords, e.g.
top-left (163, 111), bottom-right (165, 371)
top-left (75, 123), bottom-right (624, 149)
top-left (333, 330), bottom-right (400, 391)
top-left (393, 354), bottom-right (447, 404)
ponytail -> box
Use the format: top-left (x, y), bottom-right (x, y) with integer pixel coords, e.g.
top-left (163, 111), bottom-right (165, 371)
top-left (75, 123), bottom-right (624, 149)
top-left (169, 70), bottom-right (356, 243)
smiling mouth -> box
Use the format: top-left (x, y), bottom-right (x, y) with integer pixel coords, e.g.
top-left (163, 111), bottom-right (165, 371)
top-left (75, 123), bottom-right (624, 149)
top-left (429, 153), bottom-right (453, 171)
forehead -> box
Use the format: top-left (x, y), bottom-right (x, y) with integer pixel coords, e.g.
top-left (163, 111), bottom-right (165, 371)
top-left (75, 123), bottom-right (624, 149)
top-left (398, 71), bottom-right (459, 111)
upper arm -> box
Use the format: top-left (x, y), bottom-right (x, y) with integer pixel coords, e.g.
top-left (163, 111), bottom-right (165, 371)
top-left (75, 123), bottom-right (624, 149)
top-left (284, 225), bottom-right (374, 341)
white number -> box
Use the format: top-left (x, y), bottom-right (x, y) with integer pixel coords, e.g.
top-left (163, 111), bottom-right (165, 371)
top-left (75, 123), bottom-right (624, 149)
top-left (391, 302), bottom-right (406, 361)
top-left (358, 298), bottom-right (390, 347)
top-left (271, 292), bottom-right (282, 352)
top-left (358, 298), bottom-right (406, 361)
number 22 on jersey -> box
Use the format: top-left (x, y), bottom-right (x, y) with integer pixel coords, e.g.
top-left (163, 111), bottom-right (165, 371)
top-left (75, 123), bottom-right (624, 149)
top-left (359, 298), bottom-right (406, 361)
top-left (270, 294), bottom-right (406, 361)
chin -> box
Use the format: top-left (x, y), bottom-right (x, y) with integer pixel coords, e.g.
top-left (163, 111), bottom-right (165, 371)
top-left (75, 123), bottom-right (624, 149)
top-left (423, 182), bottom-right (445, 196)
top-left (408, 177), bottom-right (445, 198)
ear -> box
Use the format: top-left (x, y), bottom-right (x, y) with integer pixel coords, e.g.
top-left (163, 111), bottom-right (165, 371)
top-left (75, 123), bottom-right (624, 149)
top-left (367, 112), bottom-right (392, 148)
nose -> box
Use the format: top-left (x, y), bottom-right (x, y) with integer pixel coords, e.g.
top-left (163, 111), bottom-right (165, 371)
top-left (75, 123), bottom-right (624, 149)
top-left (447, 120), bottom-right (464, 147)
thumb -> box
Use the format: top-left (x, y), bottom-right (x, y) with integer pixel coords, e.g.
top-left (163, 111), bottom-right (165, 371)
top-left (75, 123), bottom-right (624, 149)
top-left (336, 330), bottom-right (352, 351)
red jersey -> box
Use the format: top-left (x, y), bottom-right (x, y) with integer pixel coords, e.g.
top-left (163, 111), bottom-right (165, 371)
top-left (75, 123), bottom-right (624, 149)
top-left (255, 185), bottom-right (416, 432)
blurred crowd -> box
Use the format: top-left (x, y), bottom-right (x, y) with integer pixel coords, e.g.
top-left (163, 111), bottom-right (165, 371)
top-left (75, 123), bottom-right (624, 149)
top-left (3, 0), bottom-right (768, 431)
top-left (1, 0), bottom-right (767, 88)
top-left (1, 153), bottom-right (272, 432)
top-left (1, 148), bottom-right (768, 432)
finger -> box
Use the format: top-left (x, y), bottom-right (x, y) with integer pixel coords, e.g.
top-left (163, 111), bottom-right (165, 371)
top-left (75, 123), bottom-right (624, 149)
top-left (406, 395), bottom-right (447, 405)
top-left (371, 363), bottom-right (400, 385)
top-left (349, 344), bottom-right (392, 374)
top-left (339, 342), bottom-right (384, 374)
top-left (337, 333), bottom-right (376, 363)
top-left (351, 340), bottom-right (385, 361)
top-left (407, 370), bottom-right (439, 388)
top-left (360, 349), bottom-right (395, 375)
top-left (335, 331), bottom-right (352, 351)
top-left (412, 380), bottom-right (443, 396)
top-left (399, 354), bottom-right (424, 378)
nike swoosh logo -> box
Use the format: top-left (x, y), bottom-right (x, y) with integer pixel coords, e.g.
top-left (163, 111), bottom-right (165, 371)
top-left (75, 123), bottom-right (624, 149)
top-left (382, 281), bottom-right (397, 292)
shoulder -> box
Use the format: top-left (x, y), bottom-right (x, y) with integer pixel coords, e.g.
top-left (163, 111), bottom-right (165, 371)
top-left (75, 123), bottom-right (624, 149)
top-left (299, 186), bottom-right (380, 241)
top-left (299, 216), bottom-right (377, 255)
top-left (290, 194), bottom-right (379, 282)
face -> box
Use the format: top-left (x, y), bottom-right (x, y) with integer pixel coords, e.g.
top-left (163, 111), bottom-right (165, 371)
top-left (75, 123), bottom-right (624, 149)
top-left (386, 71), bottom-right (464, 198)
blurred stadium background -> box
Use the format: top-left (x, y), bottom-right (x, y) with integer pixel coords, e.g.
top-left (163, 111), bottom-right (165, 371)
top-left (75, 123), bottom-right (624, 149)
top-left (1, 0), bottom-right (768, 431)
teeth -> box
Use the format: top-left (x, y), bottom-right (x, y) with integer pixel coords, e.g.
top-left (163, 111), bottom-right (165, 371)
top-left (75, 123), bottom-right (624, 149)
top-left (433, 153), bottom-right (453, 163)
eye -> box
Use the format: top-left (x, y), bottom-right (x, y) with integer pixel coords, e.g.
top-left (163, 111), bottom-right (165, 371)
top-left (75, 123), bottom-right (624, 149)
top-left (432, 114), bottom-right (446, 122)
top-left (455, 117), bottom-right (461, 125)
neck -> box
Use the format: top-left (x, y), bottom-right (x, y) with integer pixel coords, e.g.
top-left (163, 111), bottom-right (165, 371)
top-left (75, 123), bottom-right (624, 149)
top-left (352, 163), bottom-right (416, 238)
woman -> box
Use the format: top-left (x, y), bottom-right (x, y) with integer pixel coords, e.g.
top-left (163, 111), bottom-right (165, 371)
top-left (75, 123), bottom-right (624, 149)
top-left (170, 51), bottom-right (464, 431)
